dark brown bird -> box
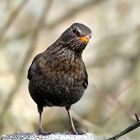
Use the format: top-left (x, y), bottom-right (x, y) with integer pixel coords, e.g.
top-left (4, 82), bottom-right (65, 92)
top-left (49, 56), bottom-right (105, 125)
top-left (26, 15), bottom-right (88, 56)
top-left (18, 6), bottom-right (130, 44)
top-left (27, 23), bottom-right (92, 134)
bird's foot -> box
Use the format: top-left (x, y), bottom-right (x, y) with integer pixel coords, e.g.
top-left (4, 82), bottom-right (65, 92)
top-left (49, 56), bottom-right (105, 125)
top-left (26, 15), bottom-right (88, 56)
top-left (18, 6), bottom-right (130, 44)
top-left (76, 130), bottom-right (86, 135)
top-left (36, 129), bottom-right (54, 135)
top-left (68, 129), bottom-right (86, 135)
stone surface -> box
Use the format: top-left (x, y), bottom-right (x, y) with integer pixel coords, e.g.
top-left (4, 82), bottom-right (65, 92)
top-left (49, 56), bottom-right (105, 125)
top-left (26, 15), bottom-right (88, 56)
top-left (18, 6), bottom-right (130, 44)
top-left (0, 133), bottom-right (133, 140)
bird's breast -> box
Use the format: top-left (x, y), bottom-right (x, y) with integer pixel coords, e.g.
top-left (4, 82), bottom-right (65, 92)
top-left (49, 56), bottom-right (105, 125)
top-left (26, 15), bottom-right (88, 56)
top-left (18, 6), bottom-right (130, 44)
top-left (38, 50), bottom-right (85, 81)
top-left (47, 59), bottom-right (84, 81)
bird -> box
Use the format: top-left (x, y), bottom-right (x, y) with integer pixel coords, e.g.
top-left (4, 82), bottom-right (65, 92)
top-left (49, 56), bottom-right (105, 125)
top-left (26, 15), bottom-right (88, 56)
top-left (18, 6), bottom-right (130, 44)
top-left (27, 22), bottom-right (92, 135)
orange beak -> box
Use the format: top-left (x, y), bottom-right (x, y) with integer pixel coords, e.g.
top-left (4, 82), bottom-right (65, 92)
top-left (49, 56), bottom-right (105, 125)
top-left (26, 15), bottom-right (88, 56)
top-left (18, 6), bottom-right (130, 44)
top-left (80, 35), bottom-right (90, 43)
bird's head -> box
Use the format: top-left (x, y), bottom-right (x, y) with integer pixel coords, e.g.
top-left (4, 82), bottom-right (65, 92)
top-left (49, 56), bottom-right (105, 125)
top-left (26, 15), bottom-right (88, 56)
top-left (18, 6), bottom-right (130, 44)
top-left (59, 23), bottom-right (92, 52)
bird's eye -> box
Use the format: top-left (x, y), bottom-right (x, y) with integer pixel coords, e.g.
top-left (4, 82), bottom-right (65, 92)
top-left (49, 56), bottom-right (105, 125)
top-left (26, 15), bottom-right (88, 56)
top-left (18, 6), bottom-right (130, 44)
top-left (72, 28), bottom-right (77, 34)
top-left (72, 28), bottom-right (81, 36)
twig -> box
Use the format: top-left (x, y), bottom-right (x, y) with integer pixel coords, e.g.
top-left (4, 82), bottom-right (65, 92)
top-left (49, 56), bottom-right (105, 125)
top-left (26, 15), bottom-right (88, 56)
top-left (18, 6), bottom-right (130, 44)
top-left (92, 83), bottom-right (135, 120)
top-left (71, 111), bottom-right (96, 129)
top-left (71, 110), bottom-right (106, 134)
top-left (92, 84), bottom-right (117, 112)
top-left (0, 0), bottom-right (106, 46)
top-left (46, 0), bottom-right (105, 29)
top-left (0, 0), bottom-right (53, 132)
top-left (112, 81), bottom-right (134, 99)
top-left (1, 28), bottom-right (33, 46)
top-left (135, 113), bottom-right (139, 122)
top-left (107, 114), bottom-right (140, 140)
top-left (0, 0), bottom-right (28, 42)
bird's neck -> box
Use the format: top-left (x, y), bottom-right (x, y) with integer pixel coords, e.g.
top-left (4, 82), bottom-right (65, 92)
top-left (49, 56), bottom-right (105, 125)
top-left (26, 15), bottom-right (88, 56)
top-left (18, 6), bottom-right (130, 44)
top-left (49, 40), bottom-right (83, 58)
top-left (62, 39), bottom-right (86, 55)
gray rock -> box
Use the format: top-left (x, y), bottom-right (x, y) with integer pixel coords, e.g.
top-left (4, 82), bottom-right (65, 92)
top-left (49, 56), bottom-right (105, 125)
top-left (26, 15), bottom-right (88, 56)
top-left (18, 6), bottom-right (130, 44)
top-left (0, 132), bottom-right (132, 140)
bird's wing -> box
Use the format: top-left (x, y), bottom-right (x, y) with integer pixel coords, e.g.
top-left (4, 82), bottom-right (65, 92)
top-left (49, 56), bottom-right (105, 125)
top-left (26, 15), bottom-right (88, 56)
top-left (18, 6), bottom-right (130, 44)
top-left (27, 53), bottom-right (42, 80)
top-left (83, 65), bottom-right (88, 89)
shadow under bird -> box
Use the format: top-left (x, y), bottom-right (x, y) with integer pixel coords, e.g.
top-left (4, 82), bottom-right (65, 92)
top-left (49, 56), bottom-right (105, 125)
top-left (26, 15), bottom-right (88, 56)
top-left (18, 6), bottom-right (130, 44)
top-left (27, 23), bottom-right (92, 134)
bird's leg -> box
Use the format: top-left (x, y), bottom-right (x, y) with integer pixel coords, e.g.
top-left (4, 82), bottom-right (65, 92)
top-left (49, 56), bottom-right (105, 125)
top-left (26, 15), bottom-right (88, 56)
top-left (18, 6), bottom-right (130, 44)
top-left (66, 106), bottom-right (77, 134)
top-left (37, 105), bottom-right (44, 135)
top-left (37, 106), bottom-right (54, 135)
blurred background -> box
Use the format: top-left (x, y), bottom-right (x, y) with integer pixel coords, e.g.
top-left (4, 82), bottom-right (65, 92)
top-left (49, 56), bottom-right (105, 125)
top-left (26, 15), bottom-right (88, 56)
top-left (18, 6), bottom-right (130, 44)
top-left (0, 0), bottom-right (140, 139)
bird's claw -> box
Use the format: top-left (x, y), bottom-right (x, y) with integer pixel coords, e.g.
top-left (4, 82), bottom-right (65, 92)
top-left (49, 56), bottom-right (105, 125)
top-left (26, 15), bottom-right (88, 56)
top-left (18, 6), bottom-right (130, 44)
top-left (69, 130), bottom-right (86, 135)
top-left (36, 129), bottom-right (54, 135)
